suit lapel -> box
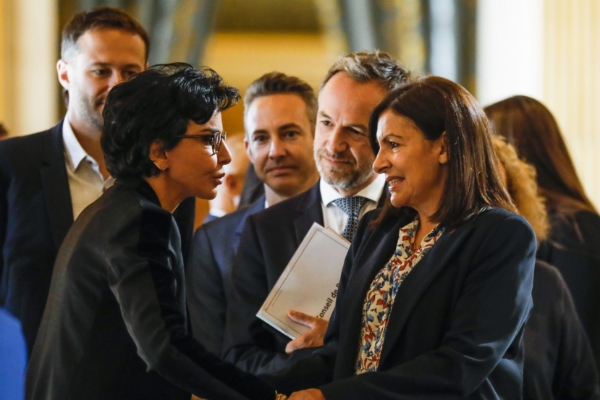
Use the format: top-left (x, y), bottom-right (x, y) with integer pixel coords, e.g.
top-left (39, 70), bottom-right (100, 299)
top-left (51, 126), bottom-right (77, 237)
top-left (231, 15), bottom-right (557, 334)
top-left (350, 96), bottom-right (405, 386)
top-left (233, 195), bottom-right (265, 251)
top-left (293, 183), bottom-right (323, 245)
top-left (40, 121), bottom-right (74, 250)
top-left (378, 220), bottom-right (476, 362)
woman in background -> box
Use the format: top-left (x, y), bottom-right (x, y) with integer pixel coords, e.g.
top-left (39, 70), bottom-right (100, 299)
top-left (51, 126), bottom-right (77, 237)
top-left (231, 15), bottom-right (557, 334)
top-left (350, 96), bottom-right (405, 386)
top-left (494, 137), bottom-right (600, 399)
top-left (266, 76), bottom-right (536, 400)
top-left (485, 96), bottom-right (600, 367)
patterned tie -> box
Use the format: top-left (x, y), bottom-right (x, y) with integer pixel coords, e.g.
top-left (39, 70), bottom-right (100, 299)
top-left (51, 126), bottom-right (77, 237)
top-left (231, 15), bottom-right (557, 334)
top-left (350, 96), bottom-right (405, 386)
top-left (332, 196), bottom-right (369, 241)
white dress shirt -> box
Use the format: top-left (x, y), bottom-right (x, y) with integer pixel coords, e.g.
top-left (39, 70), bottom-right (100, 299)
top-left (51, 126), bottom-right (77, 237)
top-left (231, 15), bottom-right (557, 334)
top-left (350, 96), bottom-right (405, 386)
top-left (320, 174), bottom-right (386, 236)
top-left (62, 115), bottom-right (114, 219)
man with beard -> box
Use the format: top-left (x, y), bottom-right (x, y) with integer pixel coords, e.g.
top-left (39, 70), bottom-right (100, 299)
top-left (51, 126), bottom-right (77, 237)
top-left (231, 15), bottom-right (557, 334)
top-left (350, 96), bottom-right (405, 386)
top-left (187, 72), bottom-right (319, 355)
top-left (0, 7), bottom-right (194, 357)
top-left (223, 51), bottom-right (410, 374)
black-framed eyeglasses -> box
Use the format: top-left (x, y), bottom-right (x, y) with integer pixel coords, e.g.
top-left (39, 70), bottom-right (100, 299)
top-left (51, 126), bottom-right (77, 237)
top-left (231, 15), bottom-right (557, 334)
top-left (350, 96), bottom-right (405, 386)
top-left (175, 131), bottom-right (227, 155)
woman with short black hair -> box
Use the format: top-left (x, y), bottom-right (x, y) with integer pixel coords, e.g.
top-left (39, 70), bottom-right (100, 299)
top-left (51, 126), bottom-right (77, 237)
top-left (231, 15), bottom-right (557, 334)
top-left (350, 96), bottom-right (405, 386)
top-left (26, 63), bottom-right (278, 400)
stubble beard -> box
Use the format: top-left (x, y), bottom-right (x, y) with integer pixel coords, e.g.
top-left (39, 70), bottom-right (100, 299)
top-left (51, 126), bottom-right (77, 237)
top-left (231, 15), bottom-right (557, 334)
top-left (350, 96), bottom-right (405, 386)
top-left (77, 94), bottom-right (104, 132)
top-left (315, 148), bottom-right (374, 191)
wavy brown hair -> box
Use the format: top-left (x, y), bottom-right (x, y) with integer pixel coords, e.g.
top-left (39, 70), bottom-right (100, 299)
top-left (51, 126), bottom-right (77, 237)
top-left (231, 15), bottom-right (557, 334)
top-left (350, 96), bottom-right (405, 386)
top-left (371, 76), bottom-right (516, 227)
top-left (484, 95), bottom-right (596, 219)
top-left (493, 137), bottom-right (548, 242)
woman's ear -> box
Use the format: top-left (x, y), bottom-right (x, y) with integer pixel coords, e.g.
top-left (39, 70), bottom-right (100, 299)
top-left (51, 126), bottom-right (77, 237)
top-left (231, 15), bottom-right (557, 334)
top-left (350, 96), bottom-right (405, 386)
top-left (149, 140), bottom-right (169, 171)
top-left (439, 131), bottom-right (449, 165)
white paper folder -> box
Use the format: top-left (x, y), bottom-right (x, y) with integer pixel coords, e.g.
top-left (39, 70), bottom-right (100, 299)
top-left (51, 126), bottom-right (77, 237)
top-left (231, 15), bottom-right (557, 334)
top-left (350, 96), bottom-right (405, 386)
top-left (257, 223), bottom-right (350, 339)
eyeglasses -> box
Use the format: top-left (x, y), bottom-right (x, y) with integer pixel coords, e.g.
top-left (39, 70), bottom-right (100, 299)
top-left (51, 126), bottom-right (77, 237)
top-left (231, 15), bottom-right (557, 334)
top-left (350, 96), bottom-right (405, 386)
top-left (175, 131), bottom-right (227, 155)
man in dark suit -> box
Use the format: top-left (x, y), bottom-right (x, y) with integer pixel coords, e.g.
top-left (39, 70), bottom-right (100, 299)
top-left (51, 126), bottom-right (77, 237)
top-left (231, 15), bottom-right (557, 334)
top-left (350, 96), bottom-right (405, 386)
top-left (0, 7), bottom-right (194, 356)
top-left (187, 72), bottom-right (320, 355)
top-left (223, 52), bottom-right (411, 374)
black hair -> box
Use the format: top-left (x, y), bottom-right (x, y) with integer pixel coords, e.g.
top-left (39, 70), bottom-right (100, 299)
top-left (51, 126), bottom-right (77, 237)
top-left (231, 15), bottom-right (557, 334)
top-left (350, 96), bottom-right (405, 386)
top-left (101, 63), bottom-right (239, 179)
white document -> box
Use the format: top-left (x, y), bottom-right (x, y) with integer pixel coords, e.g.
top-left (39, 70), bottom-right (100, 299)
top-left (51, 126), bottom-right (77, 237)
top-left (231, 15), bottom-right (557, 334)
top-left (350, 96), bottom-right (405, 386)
top-left (257, 223), bottom-right (350, 339)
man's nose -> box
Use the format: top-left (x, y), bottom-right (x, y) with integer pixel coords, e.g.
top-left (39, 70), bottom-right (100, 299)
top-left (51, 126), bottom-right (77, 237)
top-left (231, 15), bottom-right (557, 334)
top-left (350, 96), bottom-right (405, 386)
top-left (109, 71), bottom-right (126, 89)
top-left (268, 137), bottom-right (286, 158)
top-left (325, 126), bottom-right (347, 154)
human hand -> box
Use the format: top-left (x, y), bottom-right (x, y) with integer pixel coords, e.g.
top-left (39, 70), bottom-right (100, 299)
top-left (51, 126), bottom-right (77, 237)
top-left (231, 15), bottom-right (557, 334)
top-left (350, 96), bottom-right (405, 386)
top-left (288, 389), bottom-right (326, 400)
top-left (285, 310), bottom-right (328, 354)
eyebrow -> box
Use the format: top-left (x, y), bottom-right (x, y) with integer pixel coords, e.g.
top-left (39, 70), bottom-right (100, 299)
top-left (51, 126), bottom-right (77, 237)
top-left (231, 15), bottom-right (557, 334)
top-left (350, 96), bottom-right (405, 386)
top-left (89, 62), bottom-right (143, 69)
top-left (318, 111), bottom-right (368, 131)
top-left (189, 129), bottom-right (220, 136)
top-left (379, 133), bottom-right (405, 141)
top-left (250, 129), bottom-right (268, 136)
top-left (278, 123), bottom-right (303, 131)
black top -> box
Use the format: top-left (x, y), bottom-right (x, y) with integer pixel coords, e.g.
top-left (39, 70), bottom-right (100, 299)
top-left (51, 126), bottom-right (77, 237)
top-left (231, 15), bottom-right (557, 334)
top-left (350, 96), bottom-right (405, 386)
top-left (26, 178), bottom-right (274, 400)
top-left (538, 210), bottom-right (600, 368)
top-left (524, 260), bottom-right (600, 399)
top-left (0, 123), bottom-right (195, 356)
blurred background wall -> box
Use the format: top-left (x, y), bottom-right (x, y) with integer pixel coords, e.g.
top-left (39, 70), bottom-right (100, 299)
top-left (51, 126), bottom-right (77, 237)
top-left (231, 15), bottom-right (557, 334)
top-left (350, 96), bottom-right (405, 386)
top-left (1, 0), bottom-right (599, 209)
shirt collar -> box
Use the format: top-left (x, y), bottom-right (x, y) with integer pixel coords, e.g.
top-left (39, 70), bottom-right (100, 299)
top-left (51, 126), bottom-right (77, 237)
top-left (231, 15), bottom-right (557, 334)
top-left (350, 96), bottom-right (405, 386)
top-left (320, 173), bottom-right (386, 205)
top-left (62, 113), bottom-right (94, 170)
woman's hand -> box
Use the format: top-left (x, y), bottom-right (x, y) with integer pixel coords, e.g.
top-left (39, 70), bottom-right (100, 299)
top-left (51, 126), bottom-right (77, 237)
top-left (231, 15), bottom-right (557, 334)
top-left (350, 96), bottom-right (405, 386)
top-left (285, 310), bottom-right (328, 354)
top-left (288, 389), bottom-right (326, 400)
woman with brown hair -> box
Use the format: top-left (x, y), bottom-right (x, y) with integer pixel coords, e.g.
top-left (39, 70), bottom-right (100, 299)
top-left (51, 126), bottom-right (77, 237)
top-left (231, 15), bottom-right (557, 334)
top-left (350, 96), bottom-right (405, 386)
top-left (494, 137), bottom-right (599, 399)
top-left (485, 96), bottom-right (600, 367)
top-left (265, 76), bottom-right (536, 400)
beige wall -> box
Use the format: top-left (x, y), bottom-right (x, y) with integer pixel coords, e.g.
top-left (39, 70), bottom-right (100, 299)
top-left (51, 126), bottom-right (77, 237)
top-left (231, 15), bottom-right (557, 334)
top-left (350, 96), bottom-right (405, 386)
top-left (203, 32), bottom-right (341, 135)
top-left (0, 0), bottom-right (58, 137)
top-left (478, 0), bottom-right (600, 208)
top-left (543, 0), bottom-right (600, 209)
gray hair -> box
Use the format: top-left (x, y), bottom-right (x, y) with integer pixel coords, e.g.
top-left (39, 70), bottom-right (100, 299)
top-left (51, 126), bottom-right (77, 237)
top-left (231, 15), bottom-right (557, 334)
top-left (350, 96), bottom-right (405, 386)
top-left (320, 50), bottom-right (410, 92)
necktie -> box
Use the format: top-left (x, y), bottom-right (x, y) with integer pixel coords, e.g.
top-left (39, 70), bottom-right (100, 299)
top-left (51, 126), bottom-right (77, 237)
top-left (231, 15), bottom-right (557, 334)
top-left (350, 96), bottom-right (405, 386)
top-left (332, 196), bottom-right (368, 242)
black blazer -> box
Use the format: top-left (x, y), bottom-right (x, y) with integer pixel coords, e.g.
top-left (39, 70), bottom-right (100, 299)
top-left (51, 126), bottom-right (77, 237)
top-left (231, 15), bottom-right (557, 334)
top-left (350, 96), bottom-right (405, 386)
top-left (0, 123), bottom-right (73, 355)
top-left (537, 210), bottom-right (600, 369)
top-left (223, 182), bottom-right (388, 374)
top-left (266, 206), bottom-right (537, 399)
top-left (187, 196), bottom-right (266, 354)
top-left (26, 178), bottom-right (273, 400)
top-left (524, 260), bottom-right (600, 399)
top-left (0, 122), bottom-right (195, 356)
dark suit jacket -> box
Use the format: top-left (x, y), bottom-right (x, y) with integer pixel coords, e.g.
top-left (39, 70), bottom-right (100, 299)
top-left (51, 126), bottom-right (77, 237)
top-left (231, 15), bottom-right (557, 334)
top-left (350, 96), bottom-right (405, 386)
top-left (0, 122), bottom-right (73, 356)
top-left (26, 178), bottom-right (273, 400)
top-left (238, 164), bottom-right (265, 209)
top-left (223, 182), bottom-right (388, 374)
top-left (265, 206), bottom-right (537, 399)
top-left (537, 210), bottom-right (600, 369)
top-left (187, 196), bottom-right (265, 354)
top-left (524, 260), bottom-right (600, 399)
top-left (0, 121), bottom-right (195, 356)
